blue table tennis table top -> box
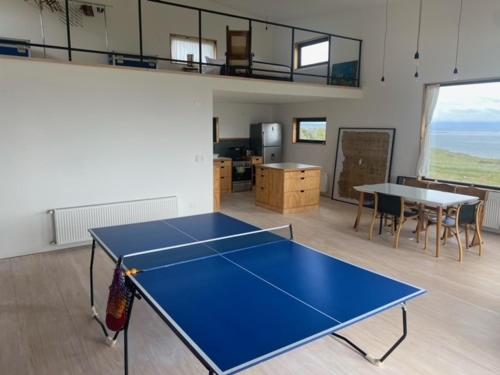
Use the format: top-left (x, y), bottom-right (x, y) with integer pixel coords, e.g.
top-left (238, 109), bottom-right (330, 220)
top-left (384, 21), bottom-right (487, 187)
top-left (89, 212), bottom-right (425, 375)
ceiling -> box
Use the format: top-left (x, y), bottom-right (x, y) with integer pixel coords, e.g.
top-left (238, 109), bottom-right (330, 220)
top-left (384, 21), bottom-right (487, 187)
top-left (211, 0), bottom-right (386, 23)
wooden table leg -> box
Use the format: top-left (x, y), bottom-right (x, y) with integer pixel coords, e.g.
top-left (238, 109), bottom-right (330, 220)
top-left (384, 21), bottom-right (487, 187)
top-left (435, 206), bottom-right (442, 258)
top-left (354, 192), bottom-right (364, 232)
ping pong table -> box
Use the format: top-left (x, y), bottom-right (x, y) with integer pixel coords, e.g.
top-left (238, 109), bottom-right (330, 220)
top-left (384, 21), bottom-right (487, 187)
top-left (88, 212), bottom-right (425, 375)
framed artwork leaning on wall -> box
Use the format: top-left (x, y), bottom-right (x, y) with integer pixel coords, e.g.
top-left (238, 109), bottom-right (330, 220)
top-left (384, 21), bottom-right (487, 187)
top-left (331, 128), bottom-right (396, 204)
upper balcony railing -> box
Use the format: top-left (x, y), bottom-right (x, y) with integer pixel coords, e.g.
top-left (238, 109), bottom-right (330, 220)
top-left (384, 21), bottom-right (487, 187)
top-left (0, 0), bottom-right (362, 88)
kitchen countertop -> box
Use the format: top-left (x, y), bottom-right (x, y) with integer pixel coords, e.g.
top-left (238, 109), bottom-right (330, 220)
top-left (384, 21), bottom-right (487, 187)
top-left (259, 163), bottom-right (321, 171)
top-left (214, 157), bottom-right (232, 162)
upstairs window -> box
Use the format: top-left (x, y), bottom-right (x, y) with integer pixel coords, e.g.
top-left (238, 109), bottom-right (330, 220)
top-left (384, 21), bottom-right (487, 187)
top-left (170, 34), bottom-right (217, 63)
top-left (297, 37), bottom-right (329, 68)
top-left (293, 118), bottom-right (327, 144)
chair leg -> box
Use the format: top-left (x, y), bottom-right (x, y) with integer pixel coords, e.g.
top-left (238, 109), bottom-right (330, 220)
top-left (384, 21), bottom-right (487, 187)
top-left (454, 229), bottom-right (463, 262)
top-left (369, 212), bottom-right (377, 241)
top-left (424, 224), bottom-right (428, 251)
top-left (465, 225), bottom-right (470, 249)
top-left (394, 219), bottom-right (404, 249)
top-left (379, 214), bottom-right (384, 235)
top-left (443, 228), bottom-right (448, 246)
top-left (415, 215), bottom-right (421, 243)
top-left (476, 225), bottom-right (484, 256)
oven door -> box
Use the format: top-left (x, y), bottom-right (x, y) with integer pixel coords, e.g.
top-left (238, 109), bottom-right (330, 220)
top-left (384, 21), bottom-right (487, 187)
top-left (232, 165), bottom-right (252, 181)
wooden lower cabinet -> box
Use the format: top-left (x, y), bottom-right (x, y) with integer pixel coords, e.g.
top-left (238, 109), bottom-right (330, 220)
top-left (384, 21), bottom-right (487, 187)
top-left (213, 161), bottom-right (221, 211)
top-left (219, 159), bottom-right (232, 194)
top-left (255, 164), bottom-right (320, 214)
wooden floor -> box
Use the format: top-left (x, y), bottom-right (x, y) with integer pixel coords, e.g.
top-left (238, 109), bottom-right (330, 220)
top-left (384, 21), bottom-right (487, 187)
top-left (2, 192), bottom-right (500, 375)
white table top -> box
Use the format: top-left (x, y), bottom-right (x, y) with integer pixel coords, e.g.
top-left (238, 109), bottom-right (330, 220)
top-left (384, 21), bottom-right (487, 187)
top-left (354, 183), bottom-right (479, 208)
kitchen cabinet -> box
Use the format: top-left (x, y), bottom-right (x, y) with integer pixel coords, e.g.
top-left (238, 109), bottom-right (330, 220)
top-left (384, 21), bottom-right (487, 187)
top-left (255, 163), bottom-right (321, 214)
top-left (215, 158), bottom-right (232, 194)
top-left (251, 156), bottom-right (263, 187)
top-left (213, 161), bottom-right (221, 211)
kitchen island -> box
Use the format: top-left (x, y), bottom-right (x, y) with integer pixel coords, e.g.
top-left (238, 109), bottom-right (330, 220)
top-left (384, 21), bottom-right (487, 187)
top-left (255, 163), bottom-right (321, 214)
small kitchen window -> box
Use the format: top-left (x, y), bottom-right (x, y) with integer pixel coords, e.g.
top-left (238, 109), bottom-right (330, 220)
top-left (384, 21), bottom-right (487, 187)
top-left (293, 118), bottom-right (327, 144)
top-left (296, 37), bottom-right (329, 68)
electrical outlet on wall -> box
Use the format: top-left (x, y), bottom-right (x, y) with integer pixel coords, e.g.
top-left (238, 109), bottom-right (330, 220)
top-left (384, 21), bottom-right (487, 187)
top-left (194, 154), bottom-right (205, 163)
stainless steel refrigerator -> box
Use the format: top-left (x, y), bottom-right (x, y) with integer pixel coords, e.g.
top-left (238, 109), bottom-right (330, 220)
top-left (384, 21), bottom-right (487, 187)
top-left (250, 123), bottom-right (282, 163)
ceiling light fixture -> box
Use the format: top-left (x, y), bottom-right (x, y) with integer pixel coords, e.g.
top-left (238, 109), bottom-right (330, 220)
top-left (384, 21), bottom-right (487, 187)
top-left (414, 0), bottom-right (423, 79)
top-left (453, 0), bottom-right (464, 75)
top-left (381, 0), bottom-right (389, 85)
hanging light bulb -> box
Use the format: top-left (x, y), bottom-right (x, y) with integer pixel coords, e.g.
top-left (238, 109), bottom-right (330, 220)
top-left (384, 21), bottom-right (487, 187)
top-left (453, 0), bottom-right (464, 75)
top-left (414, 0), bottom-right (423, 71)
top-left (381, 0), bottom-right (389, 85)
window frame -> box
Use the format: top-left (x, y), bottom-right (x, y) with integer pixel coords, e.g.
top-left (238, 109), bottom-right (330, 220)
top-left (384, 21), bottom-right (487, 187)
top-left (296, 36), bottom-right (329, 69)
top-left (169, 33), bottom-right (217, 64)
top-left (293, 117), bottom-right (327, 145)
top-left (421, 78), bottom-right (500, 190)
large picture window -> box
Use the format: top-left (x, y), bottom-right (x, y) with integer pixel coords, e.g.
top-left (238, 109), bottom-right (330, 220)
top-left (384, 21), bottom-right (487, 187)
top-left (424, 81), bottom-right (500, 188)
top-left (293, 118), bottom-right (327, 144)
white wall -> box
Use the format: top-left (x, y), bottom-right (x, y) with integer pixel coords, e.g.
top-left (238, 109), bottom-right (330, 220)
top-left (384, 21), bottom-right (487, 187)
top-left (275, 0), bottom-right (500, 195)
top-left (0, 58), bottom-right (213, 258)
top-left (213, 101), bottom-right (274, 138)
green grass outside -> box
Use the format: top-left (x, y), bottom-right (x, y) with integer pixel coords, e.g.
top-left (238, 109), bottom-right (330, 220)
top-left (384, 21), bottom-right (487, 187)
top-left (299, 127), bottom-right (326, 142)
top-left (428, 148), bottom-right (500, 188)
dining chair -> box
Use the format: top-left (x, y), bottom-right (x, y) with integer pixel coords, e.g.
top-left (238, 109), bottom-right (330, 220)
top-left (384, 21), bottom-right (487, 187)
top-left (428, 182), bottom-right (456, 193)
top-left (369, 193), bottom-right (420, 248)
top-left (424, 201), bottom-right (484, 262)
top-left (455, 186), bottom-right (488, 247)
top-left (353, 192), bottom-right (375, 230)
top-left (404, 178), bottom-right (430, 189)
top-left (403, 178), bottom-right (429, 237)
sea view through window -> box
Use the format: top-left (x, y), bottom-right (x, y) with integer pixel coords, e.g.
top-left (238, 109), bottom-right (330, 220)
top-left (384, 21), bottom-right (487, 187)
top-left (427, 81), bottom-right (500, 188)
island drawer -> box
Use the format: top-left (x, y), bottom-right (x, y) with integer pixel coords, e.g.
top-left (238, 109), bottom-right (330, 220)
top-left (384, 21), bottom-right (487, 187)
top-left (284, 189), bottom-right (320, 208)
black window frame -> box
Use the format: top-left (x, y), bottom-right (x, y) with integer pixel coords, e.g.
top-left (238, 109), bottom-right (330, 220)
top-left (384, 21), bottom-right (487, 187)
top-left (296, 36), bottom-right (330, 69)
top-left (294, 117), bottom-right (327, 144)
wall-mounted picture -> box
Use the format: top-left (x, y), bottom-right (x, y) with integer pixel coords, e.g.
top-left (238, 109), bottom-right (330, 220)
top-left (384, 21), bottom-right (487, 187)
top-left (331, 128), bottom-right (395, 204)
top-left (330, 60), bottom-right (359, 87)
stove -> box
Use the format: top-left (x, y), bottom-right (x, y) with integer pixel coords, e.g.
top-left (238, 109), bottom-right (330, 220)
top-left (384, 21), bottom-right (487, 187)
top-left (232, 160), bottom-right (252, 192)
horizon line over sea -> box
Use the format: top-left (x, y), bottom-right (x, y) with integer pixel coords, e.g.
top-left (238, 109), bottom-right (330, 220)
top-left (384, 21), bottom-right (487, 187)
top-left (430, 121), bottom-right (500, 159)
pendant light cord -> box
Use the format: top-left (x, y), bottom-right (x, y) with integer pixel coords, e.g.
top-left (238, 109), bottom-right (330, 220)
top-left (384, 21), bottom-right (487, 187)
top-left (415, 0), bottom-right (423, 57)
top-left (454, 0), bottom-right (464, 72)
top-left (381, 0), bottom-right (389, 80)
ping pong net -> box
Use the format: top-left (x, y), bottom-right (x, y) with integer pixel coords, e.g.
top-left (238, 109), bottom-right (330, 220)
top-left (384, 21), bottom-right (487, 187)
top-left (120, 224), bottom-right (293, 275)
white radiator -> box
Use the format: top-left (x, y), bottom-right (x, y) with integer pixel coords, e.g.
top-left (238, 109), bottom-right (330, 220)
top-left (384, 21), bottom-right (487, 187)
top-left (484, 191), bottom-right (500, 232)
top-left (49, 196), bottom-right (178, 245)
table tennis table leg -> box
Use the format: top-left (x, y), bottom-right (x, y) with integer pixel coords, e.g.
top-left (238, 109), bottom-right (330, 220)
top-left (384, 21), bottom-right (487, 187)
top-left (124, 284), bottom-right (137, 375)
top-left (331, 304), bottom-right (408, 366)
top-left (90, 239), bottom-right (119, 345)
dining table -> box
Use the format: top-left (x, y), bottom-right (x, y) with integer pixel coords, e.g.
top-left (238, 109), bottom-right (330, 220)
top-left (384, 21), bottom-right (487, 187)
top-left (353, 183), bottom-right (479, 257)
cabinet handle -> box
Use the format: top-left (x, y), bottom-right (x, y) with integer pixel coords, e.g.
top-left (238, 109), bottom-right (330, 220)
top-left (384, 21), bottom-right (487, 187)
top-left (300, 190), bottom-right (305, 193)
top-left (261, 175), bottom-right (264, 178)
top-left (261, 187), bottom-right (264, 190)
top-left (221, 177), bottom-right (224, 179)
top-left (300, 170), bottom-right (305, 173)
top-left (300, 177), bottom-right (305, 180)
